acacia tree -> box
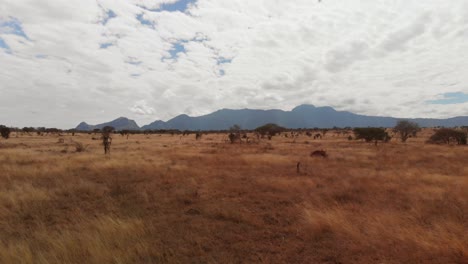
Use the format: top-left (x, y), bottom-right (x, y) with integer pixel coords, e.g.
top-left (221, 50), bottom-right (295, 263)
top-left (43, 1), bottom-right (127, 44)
top-left (0, 125), bottom-right (11, 139)
top-left (393, 120), bottom-right (420, 143)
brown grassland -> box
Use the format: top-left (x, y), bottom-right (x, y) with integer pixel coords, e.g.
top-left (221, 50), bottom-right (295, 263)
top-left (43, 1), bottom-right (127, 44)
top-left (0, 129), bottom-right (467, 263)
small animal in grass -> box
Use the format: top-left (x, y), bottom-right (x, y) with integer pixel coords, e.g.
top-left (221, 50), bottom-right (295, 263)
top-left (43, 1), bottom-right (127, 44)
top-left (310, 150), bottom-right (327, 158)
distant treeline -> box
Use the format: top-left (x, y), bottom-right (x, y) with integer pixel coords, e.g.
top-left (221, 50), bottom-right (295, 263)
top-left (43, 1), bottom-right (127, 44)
top-left (2, 123), bottom-right (468, 146)
top-left (2, 124), bottom-right (468, 135)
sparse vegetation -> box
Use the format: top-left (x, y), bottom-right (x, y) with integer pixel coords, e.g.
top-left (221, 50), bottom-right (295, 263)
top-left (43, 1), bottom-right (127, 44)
top-left (74, 141), bottom-right (89, 152)
top-left (0, 129), bottom-right (466, 263)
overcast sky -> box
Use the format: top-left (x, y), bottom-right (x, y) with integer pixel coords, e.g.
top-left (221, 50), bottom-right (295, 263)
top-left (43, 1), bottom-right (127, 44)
top-left (1, 0), bottom-right (468, 128)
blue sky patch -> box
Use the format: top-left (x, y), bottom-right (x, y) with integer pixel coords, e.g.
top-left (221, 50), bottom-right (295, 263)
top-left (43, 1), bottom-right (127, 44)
top-left (0, 17), bottom-right (29, 39)
top-left (101, 10), bottom-right (116, 25)
top-left (168, 41), bottom-right (186, 60)
top-left (163, 37), bottom-right (208, 61)
top-left (216, 57), bottom-right (232, 76)
top-left (136, 13), bottom-right (154, 27)
top-left (100, 42), bottom-right (113, 49)
top-left (0, 37), bottom-right (9, 50)
top-left (216, 57), bottom-right (232, 65)
top-left (427, 92), bottom-right (468, 105)
top-left (159, 0), bottom-right (197, 12)
top-left (139, 0), bottom-right (197, 13)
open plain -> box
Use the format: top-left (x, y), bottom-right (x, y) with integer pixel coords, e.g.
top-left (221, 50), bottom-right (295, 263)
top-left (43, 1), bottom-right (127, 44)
top-left (0, 130), bottom-right (467, 263)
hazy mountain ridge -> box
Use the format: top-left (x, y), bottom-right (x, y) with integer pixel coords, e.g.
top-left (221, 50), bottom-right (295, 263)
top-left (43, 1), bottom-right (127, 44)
top-left (76, 105), bottom-right (468, 131)
top-left (76, 117), bottom-right (140, 131)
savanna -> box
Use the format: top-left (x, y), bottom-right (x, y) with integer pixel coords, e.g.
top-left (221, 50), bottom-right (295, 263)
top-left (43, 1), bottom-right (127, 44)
top-left (0, 129), bottom-right (467, 263)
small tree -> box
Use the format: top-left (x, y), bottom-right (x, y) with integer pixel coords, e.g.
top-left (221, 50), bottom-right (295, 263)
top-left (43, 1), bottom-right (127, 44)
top-left (0, 125), bottom-right (11, 139)
top-left (393, 120), bottom-right (420, 143)
top-left (353, 127), bottom-right (391, 145)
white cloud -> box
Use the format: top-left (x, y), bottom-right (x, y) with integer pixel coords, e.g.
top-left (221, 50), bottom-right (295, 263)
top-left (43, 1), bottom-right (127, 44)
top-left (1, 0), bottom-right (468, 128)
top-left (129, 100), bottom-right (156, 115)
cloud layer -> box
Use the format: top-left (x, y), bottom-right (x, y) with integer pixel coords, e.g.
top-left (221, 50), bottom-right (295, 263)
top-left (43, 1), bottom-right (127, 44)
top-left (1, 0), bottom-right (468, 128)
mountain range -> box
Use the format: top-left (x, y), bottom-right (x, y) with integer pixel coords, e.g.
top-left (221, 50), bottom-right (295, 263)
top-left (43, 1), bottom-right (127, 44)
top-left (76, 117), bottom-right (140, 131)
top-left (75, 104), bottom-right (468, 131)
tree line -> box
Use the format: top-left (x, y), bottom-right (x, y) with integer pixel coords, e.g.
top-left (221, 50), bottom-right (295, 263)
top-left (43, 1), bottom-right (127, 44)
top-left (1, 121), bottom-right (467, 145)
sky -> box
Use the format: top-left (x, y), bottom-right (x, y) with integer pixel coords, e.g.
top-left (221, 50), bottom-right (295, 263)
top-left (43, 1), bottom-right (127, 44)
top-left (1, 0), bottom-right (468, 128)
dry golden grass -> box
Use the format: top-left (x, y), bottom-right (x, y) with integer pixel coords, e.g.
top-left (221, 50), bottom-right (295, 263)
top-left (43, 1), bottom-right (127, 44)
top-left (0, 130), bottom-right (467, 263)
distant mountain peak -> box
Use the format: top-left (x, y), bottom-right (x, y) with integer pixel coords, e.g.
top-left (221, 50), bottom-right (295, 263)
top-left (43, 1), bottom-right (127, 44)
top-left (291, 104), bottom-right (316, 112)
top-left (75, 117), bottom-right (140, 131)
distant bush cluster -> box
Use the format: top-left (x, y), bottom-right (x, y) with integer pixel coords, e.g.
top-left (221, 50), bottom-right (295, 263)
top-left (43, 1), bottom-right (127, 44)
top-left (0, 125), bottom-right (11, 139)
top-left (353, 127), bottom-right (391, 145)
top-left (255, 123), bottom-right (286, 139)
top-left (427, 128), bottom-right (467, 145)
